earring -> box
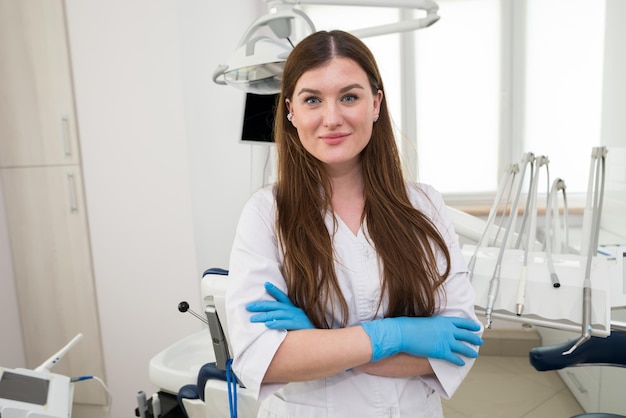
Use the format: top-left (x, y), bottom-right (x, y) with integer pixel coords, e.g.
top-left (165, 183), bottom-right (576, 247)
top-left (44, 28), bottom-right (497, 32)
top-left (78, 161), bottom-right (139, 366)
top-left (287, 113), bottom-right (293, 122)
top-left (373, 114), bottom-right (379, 122)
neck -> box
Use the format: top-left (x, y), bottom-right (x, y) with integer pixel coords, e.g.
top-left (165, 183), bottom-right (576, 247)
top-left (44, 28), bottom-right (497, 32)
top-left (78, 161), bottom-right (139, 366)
top-left (328, 163), bottom-right (365, 235)
top-left (328, 162), bottom-right (364, 200)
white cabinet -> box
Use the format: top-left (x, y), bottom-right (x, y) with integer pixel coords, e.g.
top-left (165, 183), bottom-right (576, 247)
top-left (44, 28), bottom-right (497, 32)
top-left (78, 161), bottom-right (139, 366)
top-left (0, 0), bottom-right (105, 404)
top-left (537, 326), bottom-right (626, 415)
top-left (0, 166), bottom-right (105, 403)
top-left (0, 0), bottom-right (80, 167)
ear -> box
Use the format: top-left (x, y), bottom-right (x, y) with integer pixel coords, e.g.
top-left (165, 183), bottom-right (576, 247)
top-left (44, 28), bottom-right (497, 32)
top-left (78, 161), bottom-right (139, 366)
top-left (285, 98), bottom-right (295, 126)
top-left (373, 89), bottom-right (383, 116)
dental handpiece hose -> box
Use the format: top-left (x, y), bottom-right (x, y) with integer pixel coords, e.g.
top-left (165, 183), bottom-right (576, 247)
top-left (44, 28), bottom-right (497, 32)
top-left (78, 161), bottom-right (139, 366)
top-left (515, 266), bottom-right (527, 316)
top-left (485, 264), bottom-right (501, 328)
top-left (485, 153), bottom-right (533, 328)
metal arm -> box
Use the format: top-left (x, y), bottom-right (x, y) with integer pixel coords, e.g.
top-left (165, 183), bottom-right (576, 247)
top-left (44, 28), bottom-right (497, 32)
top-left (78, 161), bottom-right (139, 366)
top-left (562, 146), bottom-right (607, 356)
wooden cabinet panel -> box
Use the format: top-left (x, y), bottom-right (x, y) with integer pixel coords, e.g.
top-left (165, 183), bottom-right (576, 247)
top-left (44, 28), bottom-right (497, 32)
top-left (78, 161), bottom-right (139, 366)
top-left (0, 0), bottom-right (79, 167)
top-left (1, 166), bottom-right (105, 404)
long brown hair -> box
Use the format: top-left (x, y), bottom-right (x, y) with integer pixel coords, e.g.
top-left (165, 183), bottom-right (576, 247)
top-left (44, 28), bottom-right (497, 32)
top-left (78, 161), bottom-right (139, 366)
top-left (275, 30), bottom-right (450, 328)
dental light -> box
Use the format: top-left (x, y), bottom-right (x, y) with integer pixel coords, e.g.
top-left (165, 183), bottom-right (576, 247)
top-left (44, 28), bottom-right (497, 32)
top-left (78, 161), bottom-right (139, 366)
top-left (212, 0), bottom-right (440, 94)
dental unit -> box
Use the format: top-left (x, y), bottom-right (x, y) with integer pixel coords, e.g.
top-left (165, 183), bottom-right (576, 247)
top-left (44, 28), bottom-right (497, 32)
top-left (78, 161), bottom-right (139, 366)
top-left (483, 152), bottom-right (535, 329)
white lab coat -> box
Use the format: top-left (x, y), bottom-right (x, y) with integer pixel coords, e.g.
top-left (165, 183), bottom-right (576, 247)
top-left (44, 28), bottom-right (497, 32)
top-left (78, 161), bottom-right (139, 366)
top-left (226, 182), bottom-right (481, 418)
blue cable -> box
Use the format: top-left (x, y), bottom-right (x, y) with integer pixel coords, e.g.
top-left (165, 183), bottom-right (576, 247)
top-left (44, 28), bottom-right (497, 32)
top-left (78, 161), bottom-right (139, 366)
top-left (226, 359), bottom-right (238, 418)
top-left (70, 375), bottom-right (93, 383)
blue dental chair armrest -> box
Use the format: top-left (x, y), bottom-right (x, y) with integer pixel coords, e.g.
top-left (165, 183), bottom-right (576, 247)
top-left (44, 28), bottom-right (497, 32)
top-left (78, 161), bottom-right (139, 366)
top-left (203, 267), bottom-right (229, 277)
top-left (529, 330), bottom-right (626, 371)
top-left (177, 362), bottom-right (228, 416)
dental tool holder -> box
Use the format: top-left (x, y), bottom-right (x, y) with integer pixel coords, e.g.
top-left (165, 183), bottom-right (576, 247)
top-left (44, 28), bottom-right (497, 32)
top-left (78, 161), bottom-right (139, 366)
top-left (466, 148), bottom-right (624, 340)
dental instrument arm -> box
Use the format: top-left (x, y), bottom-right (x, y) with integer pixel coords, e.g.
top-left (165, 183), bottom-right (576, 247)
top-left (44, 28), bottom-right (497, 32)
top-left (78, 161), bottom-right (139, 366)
top-left (516, 156), bottom-right (548, 316)
top-left (485, 153), bottom-right (534, 328)
top-left (468, 163), bottom-right (518, 279)
top-left (561, 182), bottom-right (570, 252)
top-left (484, 264), bottom-right (501, 328)
top-left (562, 147), bottom-right (607, 355)
top-left (545, 178), bottom-right (567, 287)
top-left (515, 262), bottom-right (527, 316)
top-left (514, 163), bottom-right (536, 250)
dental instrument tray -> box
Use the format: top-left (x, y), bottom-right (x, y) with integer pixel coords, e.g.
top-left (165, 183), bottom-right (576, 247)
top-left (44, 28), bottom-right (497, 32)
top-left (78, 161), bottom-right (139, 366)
top-left (462, 147), bottom-right (626, 338)
top-left (464, 245), bottom-right (623, 336)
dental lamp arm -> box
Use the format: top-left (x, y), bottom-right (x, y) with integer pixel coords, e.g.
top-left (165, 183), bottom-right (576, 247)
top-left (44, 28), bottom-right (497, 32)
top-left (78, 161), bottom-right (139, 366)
top-left (279, 0), bottom-right (440, 37)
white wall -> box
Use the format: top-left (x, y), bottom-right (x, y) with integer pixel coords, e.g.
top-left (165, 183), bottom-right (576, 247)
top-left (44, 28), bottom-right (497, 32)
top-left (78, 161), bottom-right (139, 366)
top-left (601, 0), bottom-right (626, 148)
top-left (62, 1), bottom-right (261, 416)
top-left (176, 1), bottom-right (269, 275)
top-left (600, 0), bottom-right (626, 238)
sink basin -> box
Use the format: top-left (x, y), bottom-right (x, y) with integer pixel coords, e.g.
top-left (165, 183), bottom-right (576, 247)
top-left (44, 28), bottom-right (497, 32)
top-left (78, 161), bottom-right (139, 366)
top-left (149, 330), bottom-right (215, 394)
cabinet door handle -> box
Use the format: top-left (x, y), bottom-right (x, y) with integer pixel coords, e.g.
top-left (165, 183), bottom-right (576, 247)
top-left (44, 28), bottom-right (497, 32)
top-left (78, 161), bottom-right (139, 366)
top-left (61, 116), bottom-right (72, 157)
top-left (67, 173), bottom-right (78, 213)
top-left (566, 370), bottom-right (588, 394)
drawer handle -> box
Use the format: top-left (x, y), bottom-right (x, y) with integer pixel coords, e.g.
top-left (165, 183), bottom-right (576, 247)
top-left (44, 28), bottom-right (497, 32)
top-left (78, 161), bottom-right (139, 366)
top-left (566, 370), bottom-right (588, 394)
top-left (62, 116), bottom-right (72, 157)
top-left (67, 173), bottom-right (78, 213)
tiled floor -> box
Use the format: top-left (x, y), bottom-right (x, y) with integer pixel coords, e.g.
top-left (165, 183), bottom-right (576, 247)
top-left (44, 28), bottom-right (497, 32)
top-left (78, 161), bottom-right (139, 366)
top-left (442, 355), bottom-right (584, 418)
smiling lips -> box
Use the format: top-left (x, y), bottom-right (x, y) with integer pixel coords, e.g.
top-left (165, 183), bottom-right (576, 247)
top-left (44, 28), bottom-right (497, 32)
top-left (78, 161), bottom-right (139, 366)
top-left (320, 132), bottom-right (350, 145)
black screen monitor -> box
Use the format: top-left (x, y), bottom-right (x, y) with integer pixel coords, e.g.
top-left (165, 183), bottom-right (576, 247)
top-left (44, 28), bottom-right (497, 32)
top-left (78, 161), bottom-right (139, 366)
top-left (0, 371), bottom-right (49, 405)
top-left (240, 93), bottom-right (278, 144)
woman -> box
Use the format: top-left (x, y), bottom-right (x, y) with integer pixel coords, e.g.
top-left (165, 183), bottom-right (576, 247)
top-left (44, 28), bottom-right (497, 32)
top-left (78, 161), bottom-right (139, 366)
top-left (226, 30), bottom-right (483, 417)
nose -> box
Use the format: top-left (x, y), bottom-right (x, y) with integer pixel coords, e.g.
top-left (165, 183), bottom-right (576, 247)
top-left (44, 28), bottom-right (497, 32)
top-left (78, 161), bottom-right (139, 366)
top-left (323, 103), bottom-right (342, 128)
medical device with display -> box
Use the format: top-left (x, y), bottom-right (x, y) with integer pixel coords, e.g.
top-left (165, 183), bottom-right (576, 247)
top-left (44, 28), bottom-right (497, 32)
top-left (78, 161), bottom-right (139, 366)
top-left (0, 334), bottom-right (82, 418)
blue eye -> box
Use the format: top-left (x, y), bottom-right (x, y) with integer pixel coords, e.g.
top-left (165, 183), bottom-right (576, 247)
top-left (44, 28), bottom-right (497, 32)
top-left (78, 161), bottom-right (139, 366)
top-left (305, 96), bottom-right (321, 105)
top-left (342, 94), bottom-right (358, 103)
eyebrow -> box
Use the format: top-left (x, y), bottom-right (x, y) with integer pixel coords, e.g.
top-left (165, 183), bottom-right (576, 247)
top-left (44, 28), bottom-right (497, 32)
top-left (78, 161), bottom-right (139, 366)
top-left (297, 83), bottom-right (365, 96)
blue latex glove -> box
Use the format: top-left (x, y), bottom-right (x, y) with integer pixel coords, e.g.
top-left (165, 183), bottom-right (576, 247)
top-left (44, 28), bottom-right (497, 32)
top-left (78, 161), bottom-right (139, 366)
top-left (361, 316), bottom-right (483, 366)
top-left (246, 282), bottom-right (315, 330)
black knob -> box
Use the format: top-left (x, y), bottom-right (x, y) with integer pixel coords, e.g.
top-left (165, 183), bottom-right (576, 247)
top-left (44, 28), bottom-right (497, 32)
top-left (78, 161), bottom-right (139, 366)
top-left (178, 301), bottom-right (189, 313)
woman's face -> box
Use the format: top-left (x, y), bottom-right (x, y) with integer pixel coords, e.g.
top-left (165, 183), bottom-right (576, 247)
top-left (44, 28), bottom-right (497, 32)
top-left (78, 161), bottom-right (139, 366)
top-left (286, 57), bottom-right (382, 174)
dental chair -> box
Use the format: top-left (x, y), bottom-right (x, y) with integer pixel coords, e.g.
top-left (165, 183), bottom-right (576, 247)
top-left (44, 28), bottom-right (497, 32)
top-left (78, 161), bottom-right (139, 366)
top-left (176, 268), bottom-right (260, 418)
top-left (529, 330), bottom-right (626, 418)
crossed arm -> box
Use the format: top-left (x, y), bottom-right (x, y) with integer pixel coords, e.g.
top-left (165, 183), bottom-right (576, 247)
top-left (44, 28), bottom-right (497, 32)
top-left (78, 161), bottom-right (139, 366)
top-left (248, 282), bottom-right (478, 384)
top-left (262, 328), bottom-right (434, 383)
